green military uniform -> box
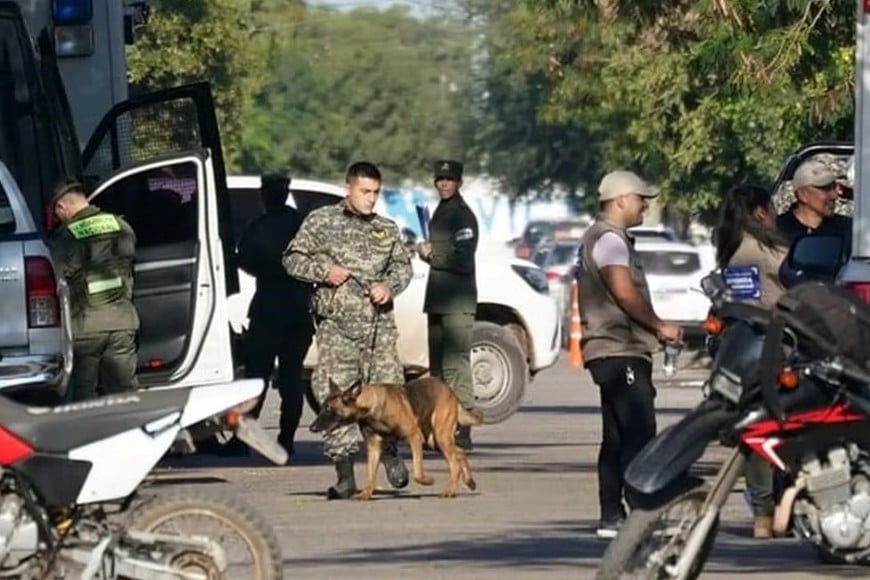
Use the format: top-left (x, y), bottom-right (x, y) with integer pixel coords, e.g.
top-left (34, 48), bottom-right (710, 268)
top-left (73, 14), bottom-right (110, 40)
top-left (283, 200), bottom-right (412, 461)
top-left (423, 160), bottom-right (479, 412)
top-left (49, 205), bottom-right (139, 401)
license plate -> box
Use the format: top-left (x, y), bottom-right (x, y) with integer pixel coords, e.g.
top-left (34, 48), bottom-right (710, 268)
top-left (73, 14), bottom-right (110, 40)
top-left (235, 416), bottom-right (288, 465)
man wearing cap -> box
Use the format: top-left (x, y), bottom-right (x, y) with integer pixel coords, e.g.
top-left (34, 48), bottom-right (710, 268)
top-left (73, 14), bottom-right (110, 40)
top-left (776, 158), bottom-right (852, 251)
top-left (236, 174), bottom-right (314, 458)
top-left (417, 160), bottom-right (482, 450)
top-left (48, 178), bottom-right (139, 401)
top-left (575, 170), bottom-right (683, 538)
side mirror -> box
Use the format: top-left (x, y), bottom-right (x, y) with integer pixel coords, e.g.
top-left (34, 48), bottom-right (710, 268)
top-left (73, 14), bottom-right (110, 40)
top-left (700, 272), bottom-right (727, 299)
top-left (786, 234), bottom-right (845, 282)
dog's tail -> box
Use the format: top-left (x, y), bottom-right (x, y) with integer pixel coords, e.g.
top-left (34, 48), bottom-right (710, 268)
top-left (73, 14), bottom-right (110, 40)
top-left (458, 405), bottom-right (484, 427)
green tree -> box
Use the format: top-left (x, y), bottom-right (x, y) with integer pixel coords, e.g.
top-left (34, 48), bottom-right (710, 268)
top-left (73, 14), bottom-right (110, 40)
top-left (126, 0), bottom-right (283, 169)
top-left (464, 0), bottom-right (855, 221)
top-left (238, 6), bottom-right (473, 182)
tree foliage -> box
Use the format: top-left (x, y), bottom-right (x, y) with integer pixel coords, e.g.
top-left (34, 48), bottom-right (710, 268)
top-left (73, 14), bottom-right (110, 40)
top-left (238, 6), bottom-right (472, 183)
top-left (466, 0), bottom-right (856, 219)
top-left (126, 0), bottom-right (287, 169)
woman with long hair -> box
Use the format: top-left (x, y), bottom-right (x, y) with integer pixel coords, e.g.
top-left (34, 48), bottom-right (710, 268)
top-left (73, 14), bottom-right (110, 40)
top-left (714, 184), bottom-right (790, 308)
top-left (714, 183), bottom-right (790, 539)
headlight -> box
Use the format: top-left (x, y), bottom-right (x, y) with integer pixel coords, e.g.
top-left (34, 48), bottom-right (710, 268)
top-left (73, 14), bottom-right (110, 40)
top-left (511, 265), bottom-right (550, 294)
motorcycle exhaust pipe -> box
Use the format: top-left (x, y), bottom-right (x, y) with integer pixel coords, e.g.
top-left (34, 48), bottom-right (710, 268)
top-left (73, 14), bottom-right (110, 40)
top-left (773, 479), bottom-right (806, 537)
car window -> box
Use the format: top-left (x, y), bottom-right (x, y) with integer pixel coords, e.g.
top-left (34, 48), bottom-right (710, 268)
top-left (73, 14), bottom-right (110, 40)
top-left (638, 250), bottom-right (700, 275)
top-left (632, 230), bottom-right (675, 242)
top-left (532, 246), bottom-right (552, 267)
top-left (94, 161), bottom-right (198, 248)
top-left (0, 180), bottom-right (14, 235)
top-left (291, 189), bottom-right (342, 217)
top-left (551, 244), bottom-right (579, 265)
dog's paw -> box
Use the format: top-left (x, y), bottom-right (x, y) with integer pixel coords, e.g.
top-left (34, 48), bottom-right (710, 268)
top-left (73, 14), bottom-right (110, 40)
top-left (415, 475), bottom-right (435, 486)
top-left (353, 489), bottom-right (374, 501)
top-left (439, 489), bottom-right (457, 499)
top-left (465, 478), bottom-right (477, 491)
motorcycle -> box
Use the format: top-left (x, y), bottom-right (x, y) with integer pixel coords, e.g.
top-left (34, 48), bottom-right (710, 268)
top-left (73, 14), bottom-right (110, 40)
top-left (0, 378), bottom-right (286, 579)
top-left (595, 266), bottom-right (870, 579)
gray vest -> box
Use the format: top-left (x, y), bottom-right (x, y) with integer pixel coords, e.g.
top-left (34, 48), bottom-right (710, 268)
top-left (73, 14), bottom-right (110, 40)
top-left (578, 218), bottom-right (659, 362)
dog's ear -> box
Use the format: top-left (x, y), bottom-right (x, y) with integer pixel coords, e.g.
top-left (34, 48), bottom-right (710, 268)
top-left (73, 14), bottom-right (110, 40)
top-left (342, 379), bottom-right (363, 402)
top-left (328, 378), bottom-right (342, 397)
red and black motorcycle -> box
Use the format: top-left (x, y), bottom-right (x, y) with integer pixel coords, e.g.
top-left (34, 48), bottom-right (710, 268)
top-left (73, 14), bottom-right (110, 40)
top-left (596, 259), bottom-right (870, 579)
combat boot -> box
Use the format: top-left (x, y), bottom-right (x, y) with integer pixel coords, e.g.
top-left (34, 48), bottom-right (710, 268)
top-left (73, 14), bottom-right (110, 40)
top-left (381, 440), bottom-right (409, 489)
top-left (327, 457), bottom-right (357, 500)
top-left (455, 425), bottom-right (473, 451)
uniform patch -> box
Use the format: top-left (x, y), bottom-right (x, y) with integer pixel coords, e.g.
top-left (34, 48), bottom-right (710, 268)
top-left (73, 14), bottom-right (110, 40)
top-left (454, 227), bottom-right (474, 242)
top-left (722, 266), bottom-right (761, 300)
top-left (371, 228), bottom-right (386, 239)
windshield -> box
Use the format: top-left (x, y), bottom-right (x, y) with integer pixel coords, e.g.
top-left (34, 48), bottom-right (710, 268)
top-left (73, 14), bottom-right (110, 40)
top-left (638, 250), bottom-right (700, 275)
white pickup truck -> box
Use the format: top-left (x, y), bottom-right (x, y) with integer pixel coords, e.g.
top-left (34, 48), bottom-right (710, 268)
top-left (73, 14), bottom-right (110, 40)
top-left (0, 162), bottom-right (72, 395)
top-left (226, 176), bottom-right (563, 423)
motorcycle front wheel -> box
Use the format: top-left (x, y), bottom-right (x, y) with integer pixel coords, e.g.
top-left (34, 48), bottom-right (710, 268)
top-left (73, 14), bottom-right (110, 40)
top-left (128, 488), bottom-right (283, 579)
top-left (596, 488), bottom-right (717, 580)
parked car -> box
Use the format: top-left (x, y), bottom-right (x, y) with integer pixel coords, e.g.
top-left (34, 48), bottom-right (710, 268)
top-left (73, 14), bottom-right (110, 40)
top-left (0, 162), bottom-right (72, 395)
top-left (226, 175), bottom-right (562, 424)
top-left (636, 240), bottom-right (712, 342)
top-left (532, 239), bottom-right (581, 327)
top-left (512, 217), bottom-right (591, 259)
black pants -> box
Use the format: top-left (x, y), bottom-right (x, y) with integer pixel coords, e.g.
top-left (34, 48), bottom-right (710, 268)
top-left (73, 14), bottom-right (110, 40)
top-left (245, 311), bottom-right (313, 447)
top-left (586, 356), bottom-right (657, 521)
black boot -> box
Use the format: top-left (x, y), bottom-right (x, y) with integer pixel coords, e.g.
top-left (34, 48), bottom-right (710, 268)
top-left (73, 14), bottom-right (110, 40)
top-left (455, 425), bottom-right (473, 451)
top-left (381, 440), bottom-right (409, 489)
top-left (327, 457), bottom-right (357, 500)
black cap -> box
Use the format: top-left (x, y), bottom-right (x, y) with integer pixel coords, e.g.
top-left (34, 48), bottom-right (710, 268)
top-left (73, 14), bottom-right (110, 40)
top-left (51, 177), bottom-right (85, 205)
top-left (434, 160), bottom-right (463, 180)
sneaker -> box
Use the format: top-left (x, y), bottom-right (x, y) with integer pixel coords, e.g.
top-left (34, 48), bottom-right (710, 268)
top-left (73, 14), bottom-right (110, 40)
top-left (596, 518), bottom-right (624, 539)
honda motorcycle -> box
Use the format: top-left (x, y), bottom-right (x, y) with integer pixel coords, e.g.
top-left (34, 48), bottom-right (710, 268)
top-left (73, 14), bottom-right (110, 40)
top-left (596, 273), bottom-right (870, 579)
top-left (0, 378), bottom-right (286, 579)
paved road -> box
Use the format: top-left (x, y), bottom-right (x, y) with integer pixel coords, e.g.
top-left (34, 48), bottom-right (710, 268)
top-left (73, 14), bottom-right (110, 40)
top-left (156, 357), bottom-right (866, 579)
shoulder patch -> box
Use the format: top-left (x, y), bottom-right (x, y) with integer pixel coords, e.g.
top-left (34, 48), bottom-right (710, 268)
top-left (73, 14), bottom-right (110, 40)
top-left (454, 227), bottom-right (475, 242)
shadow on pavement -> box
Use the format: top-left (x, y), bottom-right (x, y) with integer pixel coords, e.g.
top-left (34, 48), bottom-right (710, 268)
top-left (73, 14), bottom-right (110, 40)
top-left (284, 519), bottom-right (606, 570)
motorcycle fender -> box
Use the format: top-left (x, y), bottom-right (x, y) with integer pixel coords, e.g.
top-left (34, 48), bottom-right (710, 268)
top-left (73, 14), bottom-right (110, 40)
top-left (625, 400), bottom-right (739, 496)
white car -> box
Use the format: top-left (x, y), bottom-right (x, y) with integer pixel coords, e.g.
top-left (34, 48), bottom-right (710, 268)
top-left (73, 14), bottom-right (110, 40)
top-left (635, 240), bottom-right (713, 341)
top-left (226, 175), bottom-right (562, 423)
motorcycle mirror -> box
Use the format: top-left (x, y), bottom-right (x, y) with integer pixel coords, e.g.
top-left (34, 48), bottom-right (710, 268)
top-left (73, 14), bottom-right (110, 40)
top-left (700, 272), bottom-right (726, 299)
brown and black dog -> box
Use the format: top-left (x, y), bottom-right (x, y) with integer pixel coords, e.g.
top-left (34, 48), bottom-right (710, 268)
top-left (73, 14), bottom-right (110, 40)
top-left (310, 376), bottom-right (483, 499)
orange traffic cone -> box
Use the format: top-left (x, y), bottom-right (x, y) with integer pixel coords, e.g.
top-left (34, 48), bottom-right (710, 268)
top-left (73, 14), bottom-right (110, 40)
top-left (568, 280), bottom-right (584, 368)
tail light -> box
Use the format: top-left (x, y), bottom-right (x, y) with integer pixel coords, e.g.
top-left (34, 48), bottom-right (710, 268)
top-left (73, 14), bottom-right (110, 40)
top-left (846, 282), bottom-right (870, 304)
top-left (25, 257), bottom-right (60, 328)
top-left (545, 270), bottom-right (561, 282)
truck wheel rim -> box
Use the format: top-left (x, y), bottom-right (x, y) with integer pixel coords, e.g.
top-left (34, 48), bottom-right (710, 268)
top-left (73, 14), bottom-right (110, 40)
top-left (471, 341), bottom-right (511, 405)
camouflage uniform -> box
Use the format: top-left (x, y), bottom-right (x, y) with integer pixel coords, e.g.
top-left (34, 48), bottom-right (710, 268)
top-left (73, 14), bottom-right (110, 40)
top-left (283, 200), bottom-right (412, 460)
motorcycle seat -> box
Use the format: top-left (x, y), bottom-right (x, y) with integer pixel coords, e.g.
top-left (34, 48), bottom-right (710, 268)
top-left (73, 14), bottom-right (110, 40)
top-left (0, 388), bottom-right (191, 453)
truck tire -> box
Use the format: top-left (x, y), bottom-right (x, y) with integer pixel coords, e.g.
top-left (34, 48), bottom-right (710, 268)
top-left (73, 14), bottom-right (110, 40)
top-left (472, 321), bottom-right (527, 424)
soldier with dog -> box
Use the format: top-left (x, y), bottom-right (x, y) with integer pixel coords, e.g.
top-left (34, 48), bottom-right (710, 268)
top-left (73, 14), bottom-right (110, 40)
top-left (283, 161), bottom-right (413, 500)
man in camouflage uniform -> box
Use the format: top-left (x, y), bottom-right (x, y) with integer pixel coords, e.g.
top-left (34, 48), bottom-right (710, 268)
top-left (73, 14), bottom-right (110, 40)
top-left (48, 178), bottom-right (139, 401)
top-left (283, 161), bottom-right (412, 499)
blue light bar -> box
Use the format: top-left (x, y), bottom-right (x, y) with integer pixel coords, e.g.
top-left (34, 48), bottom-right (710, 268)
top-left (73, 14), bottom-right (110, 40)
top-left (52, 0), bottom-right (93, 25)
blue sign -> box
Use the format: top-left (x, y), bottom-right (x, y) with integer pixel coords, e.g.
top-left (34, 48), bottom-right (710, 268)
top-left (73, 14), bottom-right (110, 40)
top-left (722, 266), bottom-right (761, 300)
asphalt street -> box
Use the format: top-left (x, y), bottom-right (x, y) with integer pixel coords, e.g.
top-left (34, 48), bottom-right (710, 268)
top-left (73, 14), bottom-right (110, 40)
top-left (155, 355), bottom-right (867, 579)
